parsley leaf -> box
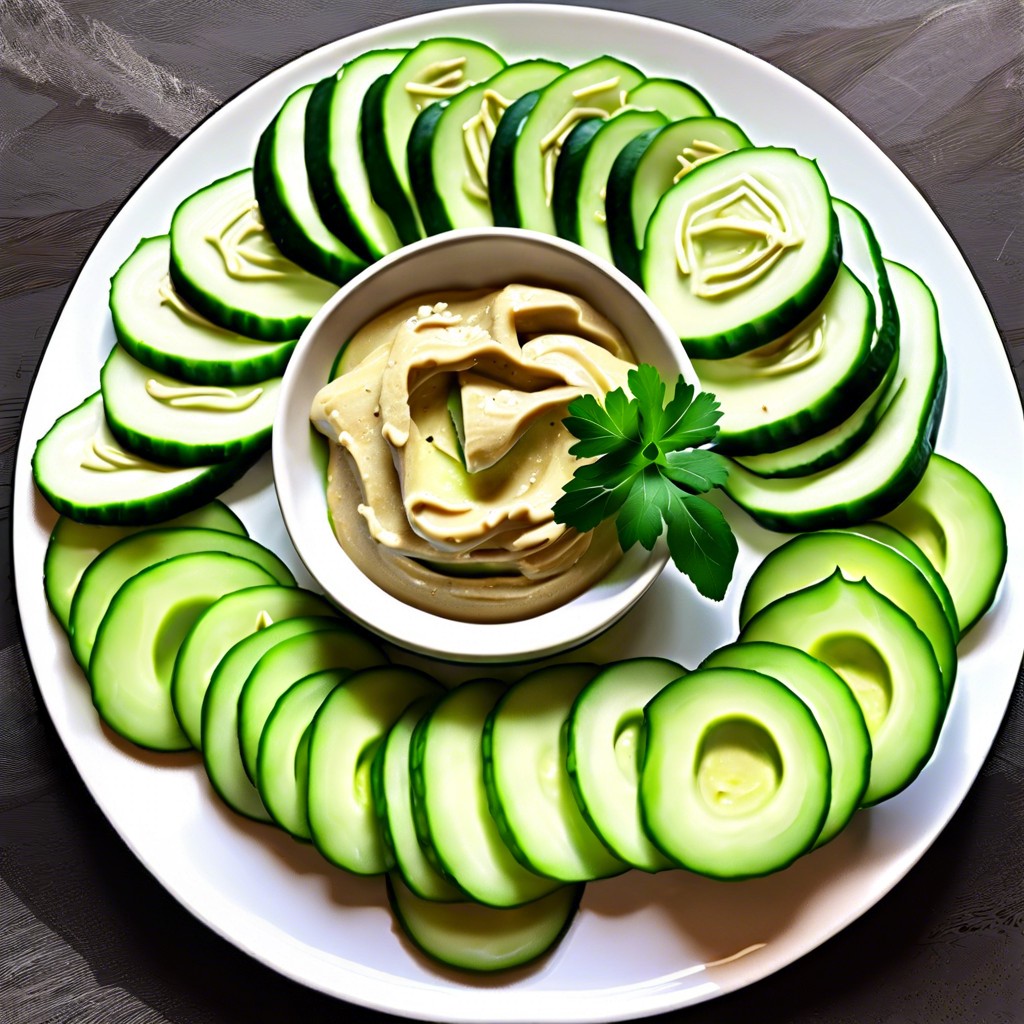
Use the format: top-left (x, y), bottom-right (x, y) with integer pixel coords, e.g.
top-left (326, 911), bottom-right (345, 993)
top-left (553, 364), bottom-right (737, 600)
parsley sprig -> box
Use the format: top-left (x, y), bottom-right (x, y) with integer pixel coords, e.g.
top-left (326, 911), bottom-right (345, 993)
top-left (552, 363), bottom-right (738, 600)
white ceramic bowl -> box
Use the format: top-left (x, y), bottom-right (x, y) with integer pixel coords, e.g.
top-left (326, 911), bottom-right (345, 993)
top-left (273, 228), bottom-right (696, 662)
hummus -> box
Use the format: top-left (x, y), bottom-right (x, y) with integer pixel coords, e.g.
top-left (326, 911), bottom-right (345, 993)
top-left (311, 284), bottom-right (637, 623)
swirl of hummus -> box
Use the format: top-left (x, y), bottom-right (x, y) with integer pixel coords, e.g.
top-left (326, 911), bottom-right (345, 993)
top-left (311, 284), bottom-right (637, 623)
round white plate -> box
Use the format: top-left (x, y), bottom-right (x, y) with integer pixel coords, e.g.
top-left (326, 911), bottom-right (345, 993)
top-left (12, 5), bottom-right (1024, 1022)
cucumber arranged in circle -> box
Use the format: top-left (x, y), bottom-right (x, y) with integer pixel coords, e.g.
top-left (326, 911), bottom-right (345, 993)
top-left (110, 236), bottom-right (297, 386)
top-left (640, 666), bottom-right (831, 879)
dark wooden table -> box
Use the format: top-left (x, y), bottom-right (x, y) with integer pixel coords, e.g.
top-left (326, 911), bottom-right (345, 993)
top-left (2, 2), bottom-right (1022, 1021)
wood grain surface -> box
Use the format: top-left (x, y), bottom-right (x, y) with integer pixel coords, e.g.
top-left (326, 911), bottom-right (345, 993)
top-left (1, 2), bottom-right (1021, 1022)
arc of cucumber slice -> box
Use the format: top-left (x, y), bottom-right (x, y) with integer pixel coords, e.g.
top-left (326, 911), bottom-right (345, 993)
top-left (626, 77), bottom-right (714, 120)
top-left (89, 552), bottom-right (278, 751)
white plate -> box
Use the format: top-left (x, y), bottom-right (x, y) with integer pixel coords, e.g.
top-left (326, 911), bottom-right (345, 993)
top-left (12, 5), bottom-right (1024, 1021)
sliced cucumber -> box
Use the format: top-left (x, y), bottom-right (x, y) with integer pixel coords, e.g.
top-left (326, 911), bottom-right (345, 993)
top-left (387, 874), bottom-right (582, 972)
top-left (307, 666), bottom-right (442, 873)
top-left (362, 38), bottom-right (506, 243)
top-left (626, 78), bottom-right (713, 120)
top-left (100, 344), bottom-right (280, 467)
top-left (881, 454), bottom-right (1008, 636)
top-left (89, 552), bottom-right (277, 750)
top-left (483, 664), bottom-right (627, 883)
top-left (565, 657), bottom-right (685, 872)
top-left (254, 83), bottom-right (367, 285)
top-left (305, 49), bottom-right (407, 261)
top-left (700, 642), bottom-right (870, 846)
top-left (723, 262), bottom-right (946, 531)
top-left (44, 500), bottom-right (245, 633)
top-left (32, 393), bottom-right (258, 526)
top-left (640, 666), bottom-right (831, 878)
top-left (169, 169), bottom-right (336, 341)
top-left (408, 59), bottom-right (566, 235)
top-left (171, 585), bottom-right (334, 749)
top-left (643, 147), bottom-right (840, 358)
top-left (739, 573), bottom-right (945, 805)
top-left (110, 236), bottom-right (296, 386)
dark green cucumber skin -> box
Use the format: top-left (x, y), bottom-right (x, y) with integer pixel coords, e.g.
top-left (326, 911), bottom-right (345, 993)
top-left (487, 91), bottom-right (540, 227)
top-left (605, 127), bottom-right (662, 282)
top-left (406, 103), bottom-right (450, 235)
top-left (252, 97), bottom-right (365, 287)
top-left (551, 118), bottom-right (606, 242)
top-left (361, 74), bottom-right (422, 246)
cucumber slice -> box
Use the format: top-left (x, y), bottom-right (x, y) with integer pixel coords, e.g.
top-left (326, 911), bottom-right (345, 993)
top-left (410, 679), bottom-right (561, 908)
top-left (640, 666), bottom-right (831, 878)
top-left (565, 657), bottom-right (685, 872)
top-left (307, 666), bottom-right (442, 873)
top-left (723, 262), bottom-right (947, 531)
top-left (89, 551), bottom-right (278, 750)
top-left (408, 59), bottom-right (566, 234)
top-left (626, 78), bottom-right (714, 120)
top-left (171, 585), bottom-right (335, 749)
top-left (372, 698), bottom-right (462, 902)
top-left (739, 573), bottom-right (945, 805)
top-left (362, 38), bottom-right (506, 243)
top-left (738, 530), bottom-right (957, 703)
top-left (387, 874), bottom-right (583, 972)
top-left (606, 116), bottom-right (751, 282)
top-left (69, 526), bottom-right (294, 670)
top-left (254, 84), bottom-right (367, 285)
top-left (110, 236), bottom-right (296, 386)
top-left (643, 147), bottom-right (841, 358)
top-left (483, 664), bottom-right (627, 883)
top-left (700, 642), bottom-right (870, 846)
top-left (44, 500), bottom-right (245, 633)
top-left (169, 169), bottom-right (336, 341)
top-left (693, 264), bottom-right (875, 454)
top-left (201, 616), bottom-right (342, 822)
top-left (553, 108), bottom-right (668, 263)
top-left (881, 454), bottom-right (1008, 636)
top-left (32, 393), bottom-right (259, 526)
top-left (101, 345), bottom-right (281, 467)
top-left (305, 49), bottom-right (408, 261)
top-left (489, 56), bottom-right (645, 233)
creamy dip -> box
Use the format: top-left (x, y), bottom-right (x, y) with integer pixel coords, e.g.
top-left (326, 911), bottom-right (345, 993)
top-left (311, 284), bottom-right (637, 623)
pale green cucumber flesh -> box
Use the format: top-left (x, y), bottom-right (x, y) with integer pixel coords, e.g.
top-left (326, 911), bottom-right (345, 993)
top-left (626, 78), bottom-right (714, 120)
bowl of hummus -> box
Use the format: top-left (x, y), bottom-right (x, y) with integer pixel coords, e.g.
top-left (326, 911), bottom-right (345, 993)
top-left (274, 228), bottom-right (696, 663)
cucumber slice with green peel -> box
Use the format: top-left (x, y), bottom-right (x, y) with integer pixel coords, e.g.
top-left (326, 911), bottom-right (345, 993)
top-left (410, 679), bottom-right (562, 908)
top-left (738, 530), bottom-right (957, 703)
top-left (387, 874), bottom-right (583, 973)
top-left (606, 117), bottom-right (752, 282)
top-left (408, 59), bottom-right (567, 235)
top-left (362, 38), bottom-right (506, 243)
top-left (89, 552), bottom-right (278, 751)
top-left (256, 669), bottom-right (348, 839)
top-left (640, 666), bottom-right (831, 879)
top-left (307, 666), bottom-right (443, 874)
top-left (44, 500), bottom-right (245, 633)
top-left (305, 49), bottom-right (407, 261)
top-left (110, 236), bottom-right (297, 386)
top-left (723, 262), bottom-right (947, 531)
top-left (482, 664), bottom-right (627, 883)
top-left (553, 108), bottom-right (668, 263)
top-left (171, 585), bottom-right (335, 749)
top-left (32, 393), bottom-right (259, 526)
top-left (643, 147), bottom-right (841, 358)
top-left (69, 526), bottom-right (294, 670)
top-left (489, 56), bottom-right (646, 233)
top-left (254, 84), bottom-right (367, 285)
top-left (237, 626), bottom-right (388, 784)
top-left (372, 698), bottom-right (462, 903)
top-left (201, 616), bottom-right (342, 822)
top-left (694, 264), bottom-right (875, 455)
top-left (100, 345), bottom-right (281, 467)
top-left (739, 573), bottom-right (946, 806)
top-left (626, 78), bottom-right (714, 120)
top-left (700, 642), bottom-right (870, 846)
top-left (565, 657), bottom-right (685, 872)
top-left (881, 454), bottom-right (1008, 637)
top-left (169, 169), bottom-right (337, 341)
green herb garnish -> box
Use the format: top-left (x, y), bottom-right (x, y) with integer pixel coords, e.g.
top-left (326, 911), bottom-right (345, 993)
top-left (552, 363), bottom-right (738, 600)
